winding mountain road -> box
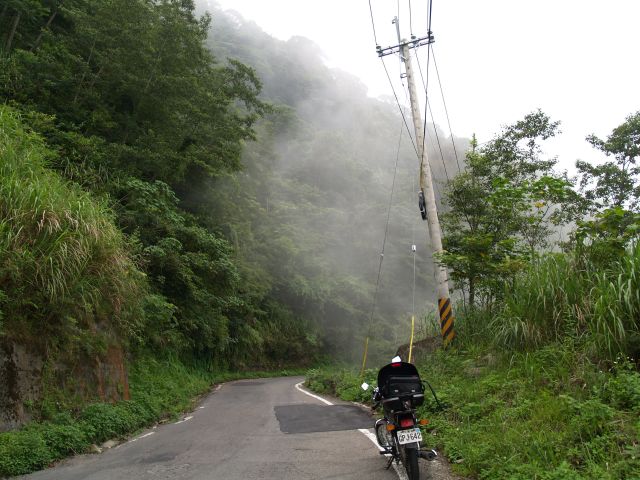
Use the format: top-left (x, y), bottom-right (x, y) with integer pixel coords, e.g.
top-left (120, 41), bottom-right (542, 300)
top-left (21, 376), bottom-right (456, 480)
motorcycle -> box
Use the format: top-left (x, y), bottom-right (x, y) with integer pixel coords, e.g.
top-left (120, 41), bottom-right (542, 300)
top-left (362, 357), bottom-right (439, 480)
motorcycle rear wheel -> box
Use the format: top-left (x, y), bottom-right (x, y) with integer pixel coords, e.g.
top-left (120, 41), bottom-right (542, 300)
top-left (375, 420), bottom-right (392, 449)
top-left (403, 447), bottom-right (420, 480)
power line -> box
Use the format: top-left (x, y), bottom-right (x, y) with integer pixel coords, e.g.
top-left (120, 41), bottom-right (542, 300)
top-left (431, 45), bottom-right (462, 173)
top-left (362, 116), bottom-right (405, 374)
top-left (415, 49), bottom-right (450, 182)
top-left (379, 57), bottom-right (420, 160)
top-left (427, 99), bottom-right (450, 180)
top-left (419, 0), bottom-right (434, 185)
top-left (408, 0), bottom-right (414, 36)
top-left (368, 0), bottom-right (379, 46)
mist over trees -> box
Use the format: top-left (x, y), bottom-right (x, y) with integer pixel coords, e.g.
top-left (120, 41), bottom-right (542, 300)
top-left (202, 2), bottom-right (468, 360)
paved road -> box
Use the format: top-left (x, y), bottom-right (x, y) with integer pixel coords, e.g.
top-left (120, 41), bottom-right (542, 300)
top-left (21, 377), bottom-right (405, 480)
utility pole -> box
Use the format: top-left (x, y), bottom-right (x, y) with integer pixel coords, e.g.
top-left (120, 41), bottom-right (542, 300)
top-left (377, 18), bottom-right (455, 346)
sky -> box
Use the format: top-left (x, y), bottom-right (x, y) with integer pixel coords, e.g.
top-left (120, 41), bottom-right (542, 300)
top-left (211, 0), bottom-right (640, 174)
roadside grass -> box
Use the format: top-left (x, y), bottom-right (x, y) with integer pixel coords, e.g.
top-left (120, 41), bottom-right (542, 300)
top-left (0, 357), bottom-right (305, 477)
top-left (306, 345), bottom-right (640, 480)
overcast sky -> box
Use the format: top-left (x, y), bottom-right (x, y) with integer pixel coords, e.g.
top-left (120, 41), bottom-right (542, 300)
top-left (211, 0), bottom-right (640, 174)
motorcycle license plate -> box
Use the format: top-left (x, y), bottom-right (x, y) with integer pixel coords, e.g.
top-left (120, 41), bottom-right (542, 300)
top-left (397, 428), bottom-right (422, 445)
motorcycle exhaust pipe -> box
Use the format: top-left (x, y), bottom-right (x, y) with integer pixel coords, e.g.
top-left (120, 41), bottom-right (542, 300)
top-left (418, 449), bottom-right (438, 461)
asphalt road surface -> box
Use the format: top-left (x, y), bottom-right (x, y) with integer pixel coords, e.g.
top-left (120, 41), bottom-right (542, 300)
top-left (20, 376), bottom-right (415, 480)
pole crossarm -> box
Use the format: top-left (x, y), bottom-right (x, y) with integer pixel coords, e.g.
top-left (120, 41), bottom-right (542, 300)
top-left (376, 32), bottom-right (434, 58)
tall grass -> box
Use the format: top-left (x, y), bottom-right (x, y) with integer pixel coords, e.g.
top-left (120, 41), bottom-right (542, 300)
top-left (491, 247), bottom-right (640, 360)
top-left (0, 105), bottom-right (145, 344)
top-left (591, 247), bottom-right (640, 358)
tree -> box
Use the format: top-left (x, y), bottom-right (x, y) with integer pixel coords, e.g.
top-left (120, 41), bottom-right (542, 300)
top-left (439, 112), bottom-right (580, 308)
top-left (574, 112), bottom-right (640, 262)
top-left (577, 111), bottom-right (640, 212)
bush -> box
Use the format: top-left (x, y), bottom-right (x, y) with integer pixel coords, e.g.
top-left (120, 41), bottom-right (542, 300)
top-left (39, 423), bottom-right (89, 458)
top-left (0, 429), bottom-right (53, 476)
top-left (599, 360), bottom-right (640, 411)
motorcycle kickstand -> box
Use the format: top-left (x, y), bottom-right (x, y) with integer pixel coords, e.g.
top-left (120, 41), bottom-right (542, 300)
top-left (385, 455), bottom-right (394, 470)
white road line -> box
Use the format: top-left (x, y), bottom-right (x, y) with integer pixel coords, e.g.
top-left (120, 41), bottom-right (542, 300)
top-left (294, 382), bottom-right (333, 405)
top-left (358, 428), bottom-right (408, 480)
top-left (295, 381), bottom-right (406, 479)
top-left (357, 428), bottom-right (382, 449)
top-left (174, 415), bottom-right (193, 424)
top-left (128, 431), bottom-right (156, 444)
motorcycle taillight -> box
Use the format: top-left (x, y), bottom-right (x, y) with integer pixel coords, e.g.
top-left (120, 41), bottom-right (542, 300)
top-left (400, 417), bottom-right (414, 428)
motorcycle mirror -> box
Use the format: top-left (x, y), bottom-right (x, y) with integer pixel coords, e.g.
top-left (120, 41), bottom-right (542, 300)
top-left (361, 382), bottom-right (369, 391)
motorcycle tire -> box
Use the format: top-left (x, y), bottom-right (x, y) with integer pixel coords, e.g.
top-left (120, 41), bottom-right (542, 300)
top-left (375, 420), bottom-right (392, 449)
top-left (404, 447), bottom-right (420, 480)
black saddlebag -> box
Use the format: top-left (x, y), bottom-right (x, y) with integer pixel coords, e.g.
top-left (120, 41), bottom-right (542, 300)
top-left (381, 375), bottom-right (425, 410)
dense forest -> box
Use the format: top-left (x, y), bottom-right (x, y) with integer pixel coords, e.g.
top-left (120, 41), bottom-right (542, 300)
top-left (1, 0), bottom-right (639, 478)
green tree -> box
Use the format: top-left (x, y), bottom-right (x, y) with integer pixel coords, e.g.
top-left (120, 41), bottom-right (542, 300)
top-left (574, 112), bottom-right (640, 262)
top-left (577, 111), bottom-right (640, 211)
top-left (439, 112), bottom-right (579, 308)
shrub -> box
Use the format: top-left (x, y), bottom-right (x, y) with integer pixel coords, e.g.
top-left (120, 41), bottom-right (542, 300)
top-left (0, 429), bottom-right (53, 476)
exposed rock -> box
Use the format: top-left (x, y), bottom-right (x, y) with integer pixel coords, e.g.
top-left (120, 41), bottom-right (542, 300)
top-left (396, 335), bottom-right (443, 362)
top-left (0, 342), bottom-right (44, 432)
top-left (101, 440), bottom-right (118, 449)
top-left (1, 338), bottom-right (130, 431)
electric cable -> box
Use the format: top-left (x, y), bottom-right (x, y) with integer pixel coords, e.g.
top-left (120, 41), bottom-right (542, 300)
top-left (361, 117), bottom-right (405, 374)
top-left (431, 45), bottom-right (462, 174)
top-left (408, 0), bottom-right (414, 36)
top-left (414, 49), bottom-right (450, 183)
top-left (428, 100), bottom-right (450, 180)
top-left (379, 57), bottom-right (421, 161)
top-left (419, 0), bottom-right (434, 172)
top-left (368, 0), bottom-right (379, 46)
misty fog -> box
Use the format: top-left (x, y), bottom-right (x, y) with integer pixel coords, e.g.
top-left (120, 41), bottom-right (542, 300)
top-left (201, 2), bottom-right (468, 362)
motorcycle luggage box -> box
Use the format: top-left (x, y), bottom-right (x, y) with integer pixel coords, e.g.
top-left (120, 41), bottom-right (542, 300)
top-left (384, 375), bottom-right (423, 397)
top-left (377, 362), bottom-right (425, 409)
top-left (382, 394), bottom-right (425, 412)
top-left (377, 361), bottom-right (421, 390)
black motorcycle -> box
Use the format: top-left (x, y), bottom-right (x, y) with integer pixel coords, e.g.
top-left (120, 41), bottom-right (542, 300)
top-left (363, 361), bottom-right (438, 480)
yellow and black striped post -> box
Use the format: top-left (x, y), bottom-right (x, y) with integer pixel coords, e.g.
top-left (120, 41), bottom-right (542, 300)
top-left (438, 297), bottom-right (456, 346)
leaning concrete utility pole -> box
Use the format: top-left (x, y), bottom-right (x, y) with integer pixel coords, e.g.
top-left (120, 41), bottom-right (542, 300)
top-left (377, 18), bottom-right (455, 346)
